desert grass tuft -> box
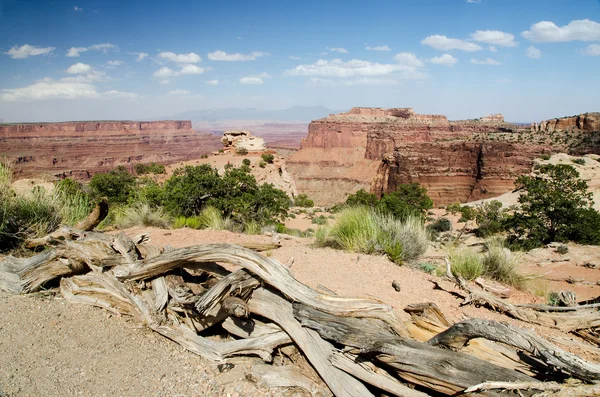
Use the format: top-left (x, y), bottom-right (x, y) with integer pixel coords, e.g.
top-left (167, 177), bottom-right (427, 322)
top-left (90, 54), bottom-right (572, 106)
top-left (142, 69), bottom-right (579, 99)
top-left (482, 237), bottom-right (526, 288)
top-left (447, 247), bottom-right (485, 281)
top-left (115, 203), bottom-right (171, 229)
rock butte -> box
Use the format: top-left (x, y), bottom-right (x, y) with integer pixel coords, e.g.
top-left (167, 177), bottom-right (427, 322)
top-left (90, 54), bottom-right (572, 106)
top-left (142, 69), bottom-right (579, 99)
top-left (286, 108), bottom-right (600, 206)
top-left (0, 120), bottom-right (221, 179)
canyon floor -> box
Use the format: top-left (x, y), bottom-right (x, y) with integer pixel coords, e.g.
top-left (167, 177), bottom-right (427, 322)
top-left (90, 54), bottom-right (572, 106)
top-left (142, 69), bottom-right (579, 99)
top-left (2, 225), bottom-right (600, 397)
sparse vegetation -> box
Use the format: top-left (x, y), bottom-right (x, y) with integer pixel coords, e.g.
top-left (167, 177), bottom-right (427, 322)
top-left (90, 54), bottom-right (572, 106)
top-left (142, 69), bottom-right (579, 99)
top-left (115, 203), bottom-right (171, 229)
top-left (556, 244), bottom-right (569, 255)
top-left (315, 207), bottom-right (429, 264)
top-left (482, 237), bottom-right (526, 288)
top-left (134, 162), bottom-right (166, 175)
top-left (427, 217), bottom-right (452, 233)
top-left (259, 161), bottom-right (266, 168)
top-left (572, 158), bottom-right (586, 165)
top-left (447, 247), bottom-right (485, 281)
top-left (293, 194), bottom-right (314, 208)
top-left (540, 154), bottom-right (551, 161)
top-left (236, 147), bottom-right (249, 155)
top-left (242, 158), bottom-right (251, 166)
top-left (261, 153), bottom-right (275, 164)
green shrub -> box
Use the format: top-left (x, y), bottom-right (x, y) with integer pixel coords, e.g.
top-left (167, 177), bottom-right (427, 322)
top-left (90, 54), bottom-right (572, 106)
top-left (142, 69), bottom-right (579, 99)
top-left (539, 154), bottom-right (551, 161)
top-left (294, 194), bottom-right (314, 208)
top-left (448, 248), bottom-right (485, 281)
top-left (377, 183), bottom-right (433, 220)
top-left (261, 153), bottom-right (275, 164)
top-left (474, 200), bottom-right (509, 237)
top-left (259, 161), bottom-right (266, 168)
top-left (244, 221), bottom-right (261, 235)
top-left (133, 177), bottom-right (166, 208)
top-left (346, 189), bottom-right (378, 207)
top-left (184, 216), bottom-right (202, 229)
top-left (428, 217), bottom-right (452, 233)
top-left (242, 158), bottom-right (251, 166)
top-left (115, 203), bottom-right (171, 229)
top-left (54, 178), bottom-right (93, 226)
top-left (572, 158), bottom-right (586, 165)
top-left (173, 216), bottom-right (187, 229)
top-left (556, 244), bottom-right (569, 255)
top-left (224, 163), bottom-right (233, 170)
top-left (236, 147), bottom-right (249, 155)
top-left (315, 207), bottom-right (428, 264)
top-left (482, 237), bottom-right (526, 288)
top-left (135, 162), bottom-right (166, 175)
top-left (311, 215), bottom-right (328, 225)
top-left (419, 262), bottom-right (437, 274)
top-left (89, 166), bottom-right (136, 204)
top-left (505, 164), bottom-right (600, 247)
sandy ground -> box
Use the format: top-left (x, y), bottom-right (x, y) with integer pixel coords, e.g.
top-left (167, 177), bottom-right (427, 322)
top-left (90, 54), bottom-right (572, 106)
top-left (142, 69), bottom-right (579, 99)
top-left (3, 226), bottom-right (600, 396)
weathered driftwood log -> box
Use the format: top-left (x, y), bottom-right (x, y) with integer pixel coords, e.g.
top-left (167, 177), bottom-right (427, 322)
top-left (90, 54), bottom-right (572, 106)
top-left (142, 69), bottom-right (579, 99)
top-left (74, 198), bottom-right (109, 231)
top-left (113, 244), bottom-right (408, 336)
top-left (464, 381), bottom-right (600, 396)
top-left (293, 303), bottom-right (537, 396)
top-left (427, 318), bottom-right (600, 383)
top-left (248, 288), bottom-right (375, 397)
top-left (246, 364), bottom-right (330, 397)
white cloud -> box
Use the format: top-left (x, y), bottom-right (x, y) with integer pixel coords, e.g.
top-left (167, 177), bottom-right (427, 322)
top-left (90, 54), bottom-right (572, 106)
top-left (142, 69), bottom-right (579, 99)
top-left (179, 64), bottom-right (204, 75)
top-left (89, 43), bottom-right (118, 53)
top-left (0, 78), bottom-right (136, 102)
top-left (61, 70), bottom-right (106, 83)
top-left (466, 0), bottom-right (481, 3)
top-left (240, 77), bottom-right (264, 85)
top-left (153, 67), bottom-right (177, 78)
top-left (308, 77), bottom-right (336, 86)
top-left (393, 52), bottom-right (424, 67)
top-left (581, 44), bottom-right (600, 56)
top-left (421, 35), bottom-right (482, 52)
top-left (327, 47), bottom-right (348, 53)
top-left (167, 90), bottom-right (191, 96)
top-left (107, 60), bottom-right (123, 66)
top-left (286, 58), bottom-right (428, 80)
top-left (289, 55), bottom-right (305, 60)
top-left (206, 79), bottom-right (221, 85)
top-left (522, 19), bottom-right (600, 42)
top-left (207, 50), bottom-right (269, 61)
top-left (159, 80), bottom-right (170, 85)
top-left (430, 54), bottom-right (458, 66)
top-left (66, 62), bottom-right (92, 74)
top-left (239, 73), bottom-right (271, 85)
top-left (526, 46), bottom-right (542, 59)
top-left (5, 44), bottom-right (55, 59)
top-left (470, 30), bottom-right (517, 47)
top-left (342, 78), bottom-right (401, 86)
top-left (73, 6), bottom-right (83, 11)
top-left (66, 47), bottom-right (87, 57)
top-left (489, 46), bottom-right (497, 52)
top-left (153, 64), bottom-right (204, 79)
top-left (470, 58), bottom-right (502, 65)
top-left (366, 45), bottom-right (391, 51)
top-left (128, 52), bottom-right (149, 61)
top-left (157, 51), bottom-right (202, 63)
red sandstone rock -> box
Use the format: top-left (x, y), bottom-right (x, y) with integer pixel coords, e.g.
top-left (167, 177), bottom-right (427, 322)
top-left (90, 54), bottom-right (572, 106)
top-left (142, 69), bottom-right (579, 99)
top-left (287, 108), bottom-right (597, 206)
top-left (532, 113), bottom-right (600, 133)
top-left (0, 120), bottom-right (221, 179)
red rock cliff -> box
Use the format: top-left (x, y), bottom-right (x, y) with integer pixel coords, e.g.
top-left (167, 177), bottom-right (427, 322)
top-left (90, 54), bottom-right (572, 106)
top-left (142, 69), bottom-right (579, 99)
top-left (0, 120), bottom-right (221, 179)
top-left (287, 108), bottom-right (598, 206)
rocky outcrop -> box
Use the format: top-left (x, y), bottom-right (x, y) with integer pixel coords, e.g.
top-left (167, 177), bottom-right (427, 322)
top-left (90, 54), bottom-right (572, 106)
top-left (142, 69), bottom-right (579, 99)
top-left (221, 130), bottom-right (266, 152)
top-left (287, 107), bottom-right (599, 206)
top-left (532, 113), bottom-right (600, 133)
top-left (0, 121), bottom-right (221, 179)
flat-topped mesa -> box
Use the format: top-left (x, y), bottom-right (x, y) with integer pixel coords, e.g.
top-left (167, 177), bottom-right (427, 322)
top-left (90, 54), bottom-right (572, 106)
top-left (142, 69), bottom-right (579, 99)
top-left (221, 130), bottom-right (266, 152)
top-left (0, 120), bottom-right (221, 179)
top-left (287, 107), bottom-right (594, 206)
top-left (532, 112), bottom-right (600, 133)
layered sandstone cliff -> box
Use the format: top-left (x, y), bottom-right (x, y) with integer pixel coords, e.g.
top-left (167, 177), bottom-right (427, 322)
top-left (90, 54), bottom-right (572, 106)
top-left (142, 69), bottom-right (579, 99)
top-left (287, 107), bottom-right (599, 206)
top-left (532, 112), bottom-right (600, 133)
top-left (0, 121), bottom-right (221, 179)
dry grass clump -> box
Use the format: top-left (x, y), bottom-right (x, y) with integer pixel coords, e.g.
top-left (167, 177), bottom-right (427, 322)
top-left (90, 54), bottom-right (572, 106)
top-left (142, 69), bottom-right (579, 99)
top-left (315, 206), bottom-right (429, 264)
top-left (115, 203), bottom-right (171, 229)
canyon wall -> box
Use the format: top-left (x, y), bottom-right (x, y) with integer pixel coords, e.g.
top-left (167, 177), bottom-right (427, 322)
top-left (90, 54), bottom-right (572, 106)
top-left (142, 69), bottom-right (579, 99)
top-left (287, 107), bottom-right (598, 206)
top-left (532, 112), bottom-right (600, 133)
top-left (0, 121), bottom-right (221, 179)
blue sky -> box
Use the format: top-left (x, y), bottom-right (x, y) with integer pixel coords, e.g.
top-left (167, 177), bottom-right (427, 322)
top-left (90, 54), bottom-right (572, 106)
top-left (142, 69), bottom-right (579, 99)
top-left (0, 0), bottom-right (599, 122)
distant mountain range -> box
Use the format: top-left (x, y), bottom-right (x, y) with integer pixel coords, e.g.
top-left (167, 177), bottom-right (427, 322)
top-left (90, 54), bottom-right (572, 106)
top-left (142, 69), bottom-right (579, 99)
top-left (168, 106), bottom-right (339, 122)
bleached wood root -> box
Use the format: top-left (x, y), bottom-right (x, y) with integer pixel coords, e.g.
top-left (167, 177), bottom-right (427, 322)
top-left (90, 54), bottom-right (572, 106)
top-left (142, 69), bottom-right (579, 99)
top-left (113, 243), bottom-right (408, 336)
top-left (293, 303), bottom-right (537, 396)
top-left (464, 381), bottom-right (600, 397)
top-left (248, 288), bottom-right (375, 397)
top-left (427, 318), bottom-right (600, 383)
top-left (74, 198), bottom-right (109, 231)
top-left (246, 364), bottom-right (330, 396)
top-left (330, 352), bottom-right (429, 397)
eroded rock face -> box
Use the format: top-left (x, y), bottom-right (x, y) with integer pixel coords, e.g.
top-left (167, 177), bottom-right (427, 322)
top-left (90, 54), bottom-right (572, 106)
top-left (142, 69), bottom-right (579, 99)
top-left (287, 107), bottom-right (599, 206)
top-left (532, 113), bottom-right (600, 133)
top-left (0, 120), bottom-right (221, 179)
top-left (221, 130), bottom-right (266, 152)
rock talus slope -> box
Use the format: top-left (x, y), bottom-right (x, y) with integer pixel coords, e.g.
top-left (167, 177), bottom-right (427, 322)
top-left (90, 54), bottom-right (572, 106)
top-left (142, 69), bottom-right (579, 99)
top-left (0, 120), bottom-right (221, 179)
top-left (287, 108), bottom-right (600, 206)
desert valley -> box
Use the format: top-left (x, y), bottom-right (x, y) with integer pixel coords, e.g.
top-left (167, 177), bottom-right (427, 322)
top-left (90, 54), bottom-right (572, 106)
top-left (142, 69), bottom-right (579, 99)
top-left (3, 0), bottom-right (600, 396)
